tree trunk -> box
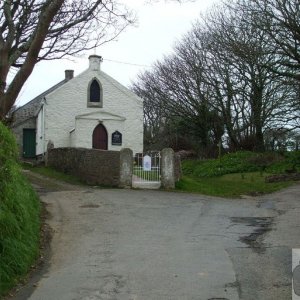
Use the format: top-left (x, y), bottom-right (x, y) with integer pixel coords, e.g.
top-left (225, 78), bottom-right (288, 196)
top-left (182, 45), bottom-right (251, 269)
top-left (251, 81), bottom-right (265, 152)
top-left (0, 0), bottom-right (64, 119)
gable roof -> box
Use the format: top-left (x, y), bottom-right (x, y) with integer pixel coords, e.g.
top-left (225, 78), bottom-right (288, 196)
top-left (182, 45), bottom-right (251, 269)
top-left (99, 71), bottom-right (143, 105)
top-left (11, 79), bottom-right (67, 127)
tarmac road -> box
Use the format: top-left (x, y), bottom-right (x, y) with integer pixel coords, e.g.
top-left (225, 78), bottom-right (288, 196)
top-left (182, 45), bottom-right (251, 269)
top-left (12, 172), bottom-right (300, 300)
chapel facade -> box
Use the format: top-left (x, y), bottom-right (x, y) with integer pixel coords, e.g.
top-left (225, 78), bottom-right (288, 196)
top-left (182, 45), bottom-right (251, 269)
top-left (11, 55), bottom-right (144, 159)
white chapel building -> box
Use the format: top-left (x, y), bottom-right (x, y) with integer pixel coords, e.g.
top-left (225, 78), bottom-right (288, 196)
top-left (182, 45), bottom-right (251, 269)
top-left (11, 55), bottom-right (144, 158)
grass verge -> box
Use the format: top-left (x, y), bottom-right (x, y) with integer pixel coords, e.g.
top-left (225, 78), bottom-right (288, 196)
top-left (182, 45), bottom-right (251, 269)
top-left (176, 172), bottom-right (293, 198)
top-left (177, 151), bottom-right (299, 197)
top-left (0, 123), bottom-right (40, 297)
top-left (22, 164), bottom-right (83, 186)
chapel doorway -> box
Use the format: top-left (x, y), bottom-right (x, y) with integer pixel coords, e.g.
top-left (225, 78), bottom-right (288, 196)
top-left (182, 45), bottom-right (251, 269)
top-left (92, 124), bottom-right (108, 150)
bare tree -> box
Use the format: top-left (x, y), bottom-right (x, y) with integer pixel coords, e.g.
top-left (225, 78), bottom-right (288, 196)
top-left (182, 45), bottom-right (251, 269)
top-left (0, 0), bottom-right (134, 119)
top-left (132, 29), bottom-right (224, 156)
top-left (232, 0), bottom-right (300, 81)
top-left (133, 2), bottom-right (296, 153)
top-left (201, 3), bottom-right (295, 151)
top-left (226, 0), bottom-right (300, 137)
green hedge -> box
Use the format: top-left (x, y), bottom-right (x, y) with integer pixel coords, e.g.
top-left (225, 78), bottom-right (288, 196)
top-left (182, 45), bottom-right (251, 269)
top-left (0, 122), bottom-right (40, 296)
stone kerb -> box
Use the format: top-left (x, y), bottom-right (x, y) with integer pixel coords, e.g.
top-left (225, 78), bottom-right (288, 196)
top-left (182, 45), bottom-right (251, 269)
top-left (161, 148), bottom-right (175, 189)
top-left (119, 148), bottom-right (133, 188)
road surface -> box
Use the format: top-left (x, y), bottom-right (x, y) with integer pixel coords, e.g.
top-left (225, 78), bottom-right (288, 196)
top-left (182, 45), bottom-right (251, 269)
top-left (12, 171), bottom-right (300, 300)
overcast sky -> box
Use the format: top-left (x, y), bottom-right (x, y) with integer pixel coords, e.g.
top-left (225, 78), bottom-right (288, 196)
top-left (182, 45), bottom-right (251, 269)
top-left (16, 0), bottom-right (219, 107)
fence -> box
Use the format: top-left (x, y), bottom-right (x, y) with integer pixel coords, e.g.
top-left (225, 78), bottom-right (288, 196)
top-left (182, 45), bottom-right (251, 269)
top-left (132, 152), bottom-right (161, 188)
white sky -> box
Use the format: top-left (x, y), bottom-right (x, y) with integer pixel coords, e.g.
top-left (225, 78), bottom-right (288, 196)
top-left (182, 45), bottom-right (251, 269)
top-left (16, 0), bottom-right (218, 107)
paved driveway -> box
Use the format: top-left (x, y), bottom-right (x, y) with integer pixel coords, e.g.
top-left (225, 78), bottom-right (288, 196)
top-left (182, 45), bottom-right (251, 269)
top-left (13, 172), bottom-right (300, 299)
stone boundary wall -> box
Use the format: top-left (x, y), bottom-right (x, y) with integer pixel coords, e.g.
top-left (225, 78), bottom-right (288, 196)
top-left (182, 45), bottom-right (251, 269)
top-left (47, 147), bottom-right (121, 186)
top-left (46, 147), bottom-right (181, 189)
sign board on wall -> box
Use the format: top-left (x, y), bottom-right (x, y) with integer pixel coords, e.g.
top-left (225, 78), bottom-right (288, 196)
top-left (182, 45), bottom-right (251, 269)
top-left (111, 131), bottom-right (122, 146)
top-left (143, 155), bottom-right (152, 171)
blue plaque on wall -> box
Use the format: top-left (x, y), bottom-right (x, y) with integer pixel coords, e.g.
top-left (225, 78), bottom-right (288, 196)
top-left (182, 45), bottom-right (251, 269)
top-left (112, 131), bottom-right (122, 146)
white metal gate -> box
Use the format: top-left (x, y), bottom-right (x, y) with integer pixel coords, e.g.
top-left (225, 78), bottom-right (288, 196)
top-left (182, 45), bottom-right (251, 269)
top-left (132, 152), bottom-right (161, 189)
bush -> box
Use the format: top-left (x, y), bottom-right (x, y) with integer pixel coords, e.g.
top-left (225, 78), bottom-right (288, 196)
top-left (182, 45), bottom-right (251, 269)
top-left (247, 152), bottom-right (284, 168)
top-left (182, 151), bottom-right (300, 177)
top-left (182, 151), bottom-right (258, 177)
top-left (0, 122), bottom-right (40, 296)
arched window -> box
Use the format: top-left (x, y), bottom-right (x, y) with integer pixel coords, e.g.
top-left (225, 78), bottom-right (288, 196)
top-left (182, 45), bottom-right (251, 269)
top-left (88, 78), bottom-right (102, 107)
top-left (90, 80), bottom-right (100, 102)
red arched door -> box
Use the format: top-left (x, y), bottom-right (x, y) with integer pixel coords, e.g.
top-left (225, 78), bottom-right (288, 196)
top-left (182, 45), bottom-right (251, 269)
top-left (92, 124), bottom-right (108, 150)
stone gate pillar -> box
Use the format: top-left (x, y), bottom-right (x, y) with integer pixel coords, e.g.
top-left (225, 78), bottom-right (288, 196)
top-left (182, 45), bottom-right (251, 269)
top-left (119, 148), bottom-right (133, 188)
top-left (161, 148), bottom-right (175, 189)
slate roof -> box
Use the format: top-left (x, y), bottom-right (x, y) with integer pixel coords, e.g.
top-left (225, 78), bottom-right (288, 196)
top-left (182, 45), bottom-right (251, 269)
top-left (11, 79), bottom-right (67, 128)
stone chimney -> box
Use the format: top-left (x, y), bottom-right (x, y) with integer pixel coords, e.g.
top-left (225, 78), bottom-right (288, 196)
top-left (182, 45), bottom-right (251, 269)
top-left (65, 70), bottom-right (74, 80)
top-left (89, 55), bottom-right (103, 71)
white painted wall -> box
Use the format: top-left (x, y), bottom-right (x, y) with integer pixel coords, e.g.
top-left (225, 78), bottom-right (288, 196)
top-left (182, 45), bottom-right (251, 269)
top-left (43, 56), bottom-right (143, 154)
top-left (74, 113), bottom-right (126, 150)
top-left (36, 106), bottom-right (44, 155)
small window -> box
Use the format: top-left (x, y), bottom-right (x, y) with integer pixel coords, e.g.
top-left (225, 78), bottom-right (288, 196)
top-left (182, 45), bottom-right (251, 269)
top-left (88, 78), bottom-right (102, 107)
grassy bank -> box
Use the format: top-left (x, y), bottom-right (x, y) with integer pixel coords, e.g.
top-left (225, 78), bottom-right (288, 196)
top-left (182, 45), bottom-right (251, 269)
top-left (176, 151), bottom-right (299, 197)
top-left (22, 163), bottom-right (83, 186)
top-left (176, 173), bottom-right (292, 198)
top-left (0, 123), bottom-right (40, 297)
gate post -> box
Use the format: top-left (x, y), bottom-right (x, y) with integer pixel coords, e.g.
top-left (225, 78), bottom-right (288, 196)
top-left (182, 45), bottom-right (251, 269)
top-left (161, 148), bottom-right (175, 189)
top-left (119, 148), bottom-right (133, 188)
